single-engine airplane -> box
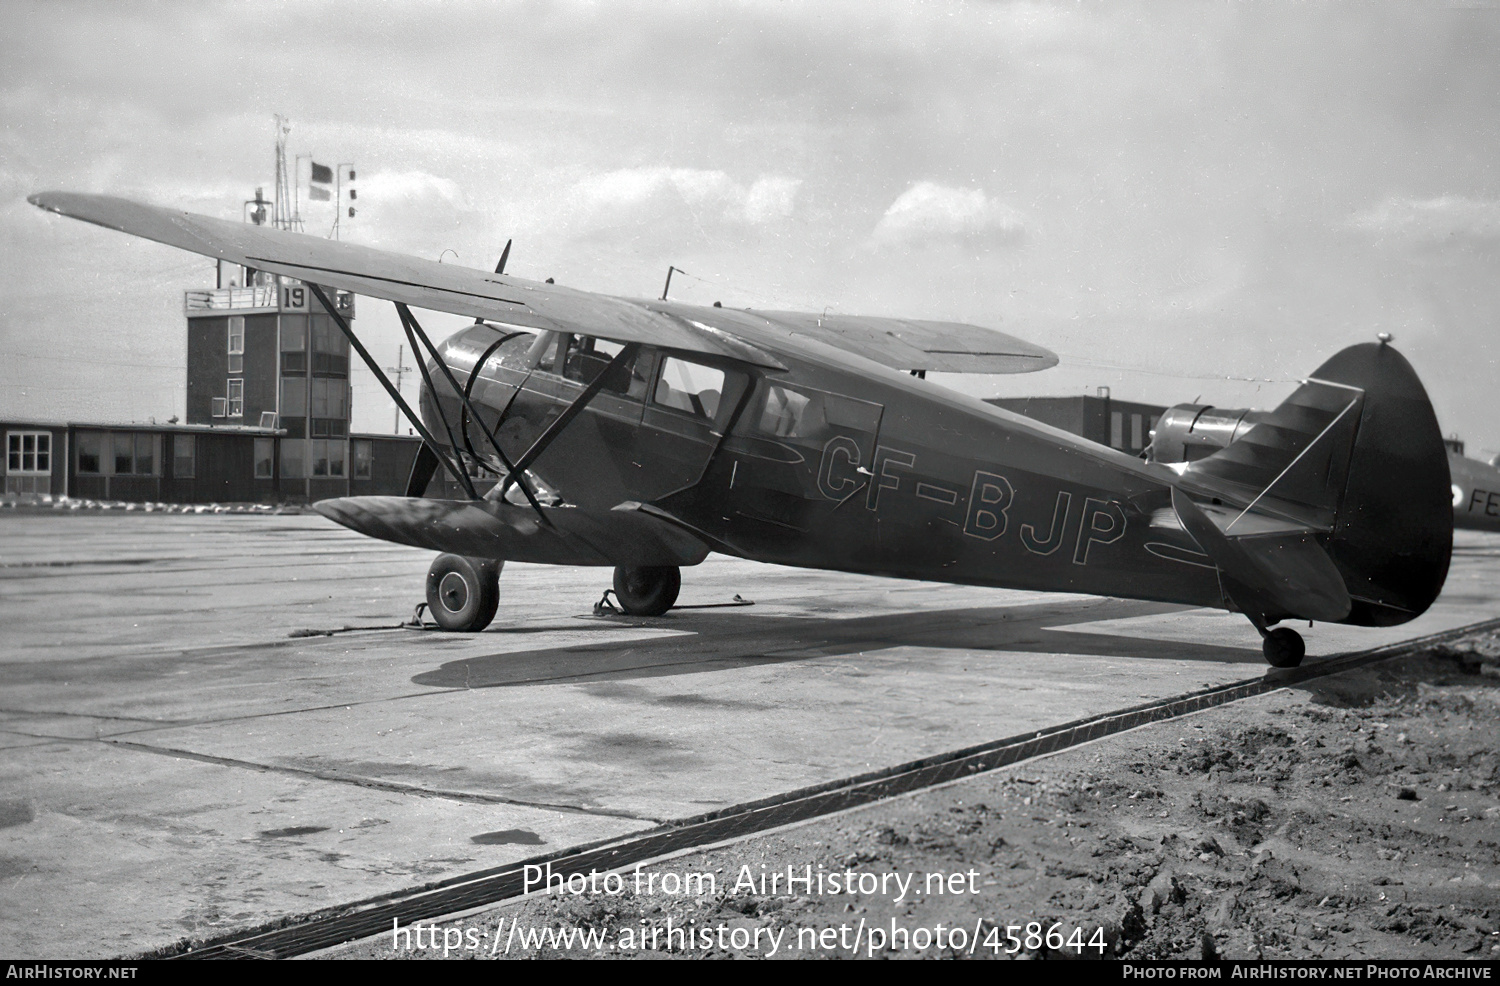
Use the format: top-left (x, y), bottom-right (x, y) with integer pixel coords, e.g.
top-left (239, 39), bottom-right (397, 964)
top-left (29, 192), bottom-right (1453, 668)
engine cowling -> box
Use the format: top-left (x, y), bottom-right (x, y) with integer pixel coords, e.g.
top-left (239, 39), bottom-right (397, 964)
top-left (1147, 404), bottom-right (1267, 464)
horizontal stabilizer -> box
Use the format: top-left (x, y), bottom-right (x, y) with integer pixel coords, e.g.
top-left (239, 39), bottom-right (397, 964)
top-left (1179, 378), bottom-right (1363, 530)
top-left (1171, 488), bottom-right (1351, 624)
top-left (313, 496), bottom-right (710, 567)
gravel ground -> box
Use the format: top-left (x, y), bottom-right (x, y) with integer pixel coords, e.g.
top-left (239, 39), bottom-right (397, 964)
top-left (332, 631), bottom-right (1500, 960)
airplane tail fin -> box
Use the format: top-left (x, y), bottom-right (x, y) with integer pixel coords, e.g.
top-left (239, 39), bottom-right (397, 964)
top-left (1175, 342), bottom-right (1451, 627)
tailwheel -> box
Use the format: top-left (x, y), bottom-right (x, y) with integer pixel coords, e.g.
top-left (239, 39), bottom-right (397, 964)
top-left (1262, 627), bottom-right (1305, 668)
top-left (612, 565), bottom-right (681, 616)
top-left (425, 554), bottom-right (501, 632)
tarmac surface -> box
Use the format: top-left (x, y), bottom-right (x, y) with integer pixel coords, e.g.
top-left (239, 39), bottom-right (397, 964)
top-left (1, 513), bottom-right (1497, 958)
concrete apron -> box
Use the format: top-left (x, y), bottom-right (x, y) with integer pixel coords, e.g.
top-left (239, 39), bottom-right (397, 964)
top-left (2, 514), bottom-right (1496, 957)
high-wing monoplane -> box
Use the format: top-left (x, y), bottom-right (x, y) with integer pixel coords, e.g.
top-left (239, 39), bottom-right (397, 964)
top-left (29, 192), bottom-right (1454, 667)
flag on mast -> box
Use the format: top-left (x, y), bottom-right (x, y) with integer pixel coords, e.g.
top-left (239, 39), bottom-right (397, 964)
top-left (310, 161), bottom-right (333, 184)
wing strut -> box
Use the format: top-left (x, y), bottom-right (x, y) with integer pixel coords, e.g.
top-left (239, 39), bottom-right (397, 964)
top-left (394, 303), bottom-right (551, 524)
top-left (393, 306), bottom-right (479, 500)
top-left (307, 283), bottom-right (477, 499)
top-left (498, 343), bottom-right (641, 499)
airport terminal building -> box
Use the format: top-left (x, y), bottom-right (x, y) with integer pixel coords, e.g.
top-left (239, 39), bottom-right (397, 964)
top-left (1, 275), bottom-right (445, 504)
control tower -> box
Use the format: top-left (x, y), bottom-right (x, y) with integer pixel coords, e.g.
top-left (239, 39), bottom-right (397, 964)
top-left (184, 268), bottom-right (357, 502)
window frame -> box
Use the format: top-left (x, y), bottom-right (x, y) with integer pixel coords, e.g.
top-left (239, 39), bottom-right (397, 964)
top-left (351, 439), bottom-right (373, 480)
top-left (254, 438), bottom-right (274, 479)
top-left (173, 434), bottom-right (195, 479)
top-left (227, 378), bottom-right (244, 417)
top-left (651, 355), bottom-right (727, 422)
top-left (6, 431), bottom-right (52, 475)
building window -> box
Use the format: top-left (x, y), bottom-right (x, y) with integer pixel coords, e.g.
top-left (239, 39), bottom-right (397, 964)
top-left (173, 434), bottom-right (195, 479)
top-left (280, 376), bottom-right (307, 417)
top-left (352, 439), bottom-right (373, 480)
top-left (113, 432), bottom-right (134, 474)
top-left (228, 316), bottom-right (245, 355)
top-left (227, 353), bottom-right (243, 374)
top-left (211, 397), bottom-right (227, 418)
top-left (76, 431), bottom-right (103, 474)
top-left (227, 378), bottom-right (244, 417)
top-left (5, 431), bottom-right (51, 494)
top-left (254, 438), bottom-right (274, 479)
top-left (311, 317), bottom-right (349, 376)
top-left (309, 439), bottom-right (346, 477)
top-left (281, 439), bottom-right (305, 479)
top-left (1110, 411), bottom-right (1124, 449)
top-left (310, 378), bottom-right (349, 420)
top-left (75, 432), bottom-right (156, 476)
top-left (281, 315), bottom-right (307, 374)
top-left (6, 431), bottom-right (50, 474)
top-left (1130, 414), bottom-right (1143, 450)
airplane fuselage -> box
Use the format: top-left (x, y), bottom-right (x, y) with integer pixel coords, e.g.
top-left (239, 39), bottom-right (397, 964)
top-left (428, 323), bottom-right (1227, 612)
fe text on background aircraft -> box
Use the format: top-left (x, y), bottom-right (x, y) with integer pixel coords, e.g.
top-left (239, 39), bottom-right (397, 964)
top-left (29, 192), bottom-right (1453, 668)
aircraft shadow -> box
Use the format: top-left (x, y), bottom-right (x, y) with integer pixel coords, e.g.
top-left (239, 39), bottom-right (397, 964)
top-left (410, 596), bottom-right (1265, 689)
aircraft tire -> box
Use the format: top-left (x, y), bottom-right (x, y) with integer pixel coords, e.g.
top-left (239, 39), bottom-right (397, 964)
top-left (426, 554), bottom-right (501, 632)
top-left (612, 565), bottom-right (681, 616)
top-left (1262, 627), bottom-right (1305, 668)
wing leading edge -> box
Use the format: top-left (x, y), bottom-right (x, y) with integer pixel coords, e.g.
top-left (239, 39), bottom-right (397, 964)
top-left (29, 191), bottom-right (1057, 376)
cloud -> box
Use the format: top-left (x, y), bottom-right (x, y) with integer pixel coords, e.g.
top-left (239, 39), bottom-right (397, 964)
top-left (868, 181), bottom-right (1025, 250)
top-left (340, 169), bottom-right (473, 252)
top-left (1347, 195), bottom-right (1500, 245)
top-left (564, 167), bottom-right (801, 238)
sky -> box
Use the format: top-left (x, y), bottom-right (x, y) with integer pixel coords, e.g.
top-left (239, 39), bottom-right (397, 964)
top-left (1, 0), bottom-right (1497, 456)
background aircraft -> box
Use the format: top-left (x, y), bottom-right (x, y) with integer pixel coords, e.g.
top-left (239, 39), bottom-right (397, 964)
top-left (30, 192), bottom-right (1454, 669)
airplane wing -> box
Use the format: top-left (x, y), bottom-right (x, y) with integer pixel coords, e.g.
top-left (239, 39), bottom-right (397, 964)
top-left (740, 311), bottom-right (1057, 374)
top-left (314, 496), bottom-right (711, 567)
top-left (27, 192), bottom-right (783, 368)
top-left (28, 192), bottom-right (1057, 376)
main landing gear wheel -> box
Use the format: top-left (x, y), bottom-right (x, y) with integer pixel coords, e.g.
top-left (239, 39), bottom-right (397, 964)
top-left (612, 565), bottom-right (681, 616)
top-left (426, 554), bottom-right (501, 632)
top-left (1262, 627), bottom-right (1305, 669)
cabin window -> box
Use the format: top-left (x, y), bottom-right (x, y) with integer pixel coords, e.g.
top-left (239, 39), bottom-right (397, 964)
top-left (254, 438), bottom-right (274, 479)
top-left (562, 337), bottom-right (648, 398)
top-left (757, 385), bottom-right (823, 438)
top-left (173, 435), bottom-right (195, 479)
top-left (653, 357), bottom-right (725, 420)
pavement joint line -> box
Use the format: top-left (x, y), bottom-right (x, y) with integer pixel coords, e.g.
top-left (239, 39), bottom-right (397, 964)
top-left (162, 613), bottom-right (1500, 961)
top-left (98, 736), bottom-right (667, 823)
